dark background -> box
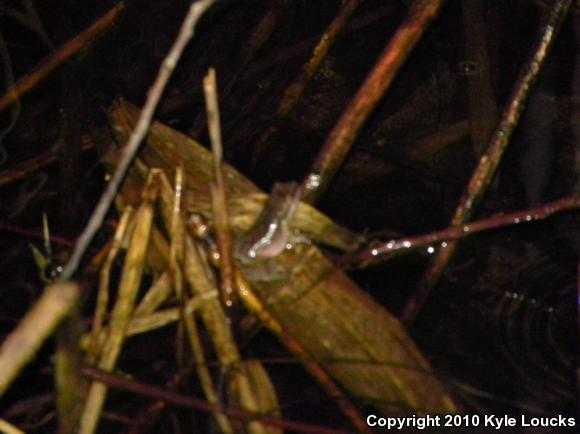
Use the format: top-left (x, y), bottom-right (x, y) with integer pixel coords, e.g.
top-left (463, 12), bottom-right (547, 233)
top-left (0, 1), bottom-right (578, 432)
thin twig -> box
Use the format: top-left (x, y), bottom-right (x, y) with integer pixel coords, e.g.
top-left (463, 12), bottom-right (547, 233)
top-left (355, 196), bottom-right (580, 267)
top-left (301, 0), bottom-right (447, 203)
top-left (244, 4), bottom-right (398, 82)
top-left (205, 81), bottom-right (264, 428)
top-left (0, 0), bottom-right (54, 49)
top-left (0, 139), bottom-right (93, 189)
top-left (251, 0), bottom-right (362, 165)
top-left (401, 0), bottom-right (573, 325)
top-left (0, 419), bottom-right (26, 434)
top-left (0, 223), bottom-right (75, 248)
top-left (0, 30), bottom-right (21, 167)
top-left (81, 367), bottom-right (352, 434)
top-left (0, 282), bottom-right (79, 398)
top-left (60, 0), bottom-right (218, 280)
top-left (190, 0), bottom-right (287, 138)
top-left (0, 2), bottom-right (124, 113)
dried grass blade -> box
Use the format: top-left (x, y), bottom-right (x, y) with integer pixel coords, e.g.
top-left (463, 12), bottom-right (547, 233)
top-left (0, 282), bottom-right (79, 398)
top-left (87, 206), bottom-right (133, 364)
top-left (155, 167), bottom-right (241, 366)
top-left (133, 272), bottom-right (171, 316)
top-left (81, 291), bottom-right (218, 351)
top-left (204, 68), bottom-right (237, 309)
top-left (154, 169), bottom-right (237, 432)
top-left (0, 418), bottom-right (26, 434)
top-left (79, 173), bottom-right (157, 434)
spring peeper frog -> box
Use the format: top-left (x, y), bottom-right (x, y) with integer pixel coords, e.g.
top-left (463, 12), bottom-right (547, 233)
top-left (235, 182), bottom-right (302, 264)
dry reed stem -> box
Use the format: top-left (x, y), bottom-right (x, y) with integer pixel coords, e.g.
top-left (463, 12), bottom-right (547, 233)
top-left (153, 171), bottom-right (239, 431)
top-left (202, 69), bottom-right (240, 432)
top-left (154, 174), bottom-right (240, 433)
top-left (168, 168), bottom-right (187, 366)
top-left (169, 168), bottom-right (185, 314)
top-left (0, 282), bottom-right (79, 398)
top-left (204, 68), bottom-right (237, 309)
top-left (87, 207), bottom-right (133, 365)
top-left (155, 170), bottom-right (241, 367)
top-left (81, 291), bottom-right (218, 351)
top-left (0, 418), bottom-right (26, 434)
top-left (79, 173), bottom-right (157, 434)
top-left (133, 272), bottom-right (172, 317)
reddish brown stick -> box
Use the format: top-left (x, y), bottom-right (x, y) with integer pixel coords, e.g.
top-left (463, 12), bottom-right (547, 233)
top-left (356, 197), bottom-right (580, 267)
top-left (302, 0), bottom-right (447, 203)
top-left (82, 366), bottom-right (352, 434)
top-left (401, 0), bottom-right (574, 325)
top-left (0, 3), bottom-right (125, 113)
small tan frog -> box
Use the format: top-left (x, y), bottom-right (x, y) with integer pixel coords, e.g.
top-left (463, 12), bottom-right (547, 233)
top-left (236, 182), bottom-right (302, 260)
top-left (235, 182), bottom-right (304, 280)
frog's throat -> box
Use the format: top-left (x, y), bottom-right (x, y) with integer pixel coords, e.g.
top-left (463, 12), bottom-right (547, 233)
top-left (247, 221), bottom-right (284, 258)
